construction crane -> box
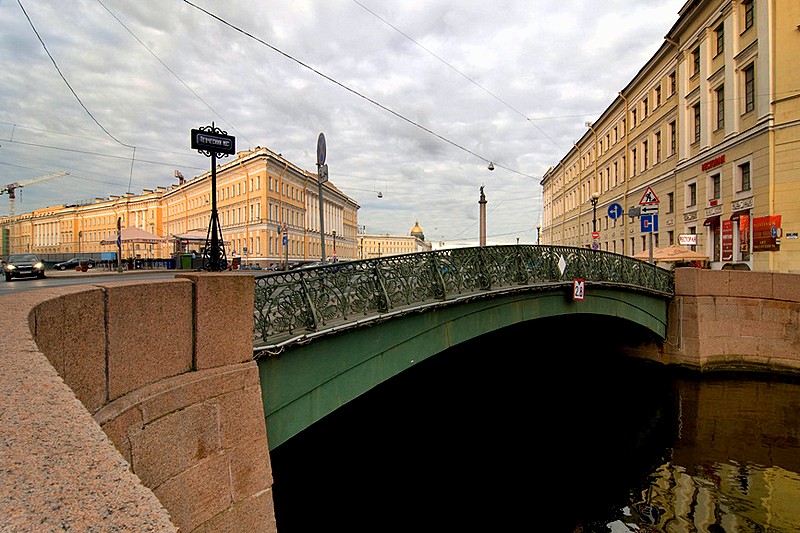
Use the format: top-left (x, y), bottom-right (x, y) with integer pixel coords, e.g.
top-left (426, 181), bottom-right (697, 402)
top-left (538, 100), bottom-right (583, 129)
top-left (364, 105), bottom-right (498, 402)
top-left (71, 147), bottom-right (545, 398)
top-left (1, 171), bottom-right (69, 217)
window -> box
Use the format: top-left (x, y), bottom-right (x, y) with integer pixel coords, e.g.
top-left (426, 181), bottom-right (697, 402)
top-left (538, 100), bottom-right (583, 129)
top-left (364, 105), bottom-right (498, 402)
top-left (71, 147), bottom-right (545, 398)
top-left (744, 0), bottom-right (754, 30)
top-left (631, 147), bottom-right (637, 176)
top-left (687, 182), bottom-right (697, 207)
top-left (710, 173), bottom-right (721, 200)
top-left (643, 139), bottom-right (649, 170)
top-left (693, 47), bottom-right (701, 76)
top-left (632, 108), bottom-right (638, 127)
top-left (643, 97), bottom-right (649, 118)
top-left (739, 161), bottom-right (752, 192)
top-left (655, 86), bottom-right (662, 107)
top-left (667, 192), bottom-right (674, 214)
top-left (669, 72), bottom-right (676, 96)
top-left (669, 121), bottom-right (677, 155)
top-left (715, 23), bottom-right (724, 55)
top-left (716, 85), bottom-right (725, 130)
top-left (693, 103), bottom-right (701, 143)
top-left (655, 131), bottom-right (661, 164)
top-left (744, 64), bottom-right (755, 113)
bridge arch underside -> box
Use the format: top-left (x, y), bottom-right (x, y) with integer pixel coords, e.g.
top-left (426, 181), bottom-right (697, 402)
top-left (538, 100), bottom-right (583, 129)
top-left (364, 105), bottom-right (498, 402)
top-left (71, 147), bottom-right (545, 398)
top-left (258, 285), bottom-right (669, 449)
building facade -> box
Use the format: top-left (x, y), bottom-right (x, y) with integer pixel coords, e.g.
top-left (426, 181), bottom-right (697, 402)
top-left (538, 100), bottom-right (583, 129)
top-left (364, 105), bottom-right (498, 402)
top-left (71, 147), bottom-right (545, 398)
top-left (540, 0), bottom-right (800, 272)
top-left (357, 221), bottom-right (432, 259)
top-left (0, 146), bottom-right (360, 267)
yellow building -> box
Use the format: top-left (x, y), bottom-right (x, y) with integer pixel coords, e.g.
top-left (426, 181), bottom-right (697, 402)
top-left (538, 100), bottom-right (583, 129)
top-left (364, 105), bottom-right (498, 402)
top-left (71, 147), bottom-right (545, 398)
top-left (0, 146), bottom-right (360, 267)
top-left (357, 221), bottom-right (432, 259)
top-left (541, 0), bottom-right (800, 273)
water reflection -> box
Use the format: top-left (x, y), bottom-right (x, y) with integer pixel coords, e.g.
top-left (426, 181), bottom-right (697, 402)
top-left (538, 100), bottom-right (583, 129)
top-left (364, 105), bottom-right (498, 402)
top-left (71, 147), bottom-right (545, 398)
top-left (270, 316), bottom-right (800, 532)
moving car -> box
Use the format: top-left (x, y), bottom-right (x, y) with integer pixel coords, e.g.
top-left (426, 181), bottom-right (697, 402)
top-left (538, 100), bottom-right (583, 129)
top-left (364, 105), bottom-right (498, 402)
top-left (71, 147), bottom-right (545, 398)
top-left (3, 253), bottom-right (46, 281)
top-left (53, 257), bottom-right (96, 270)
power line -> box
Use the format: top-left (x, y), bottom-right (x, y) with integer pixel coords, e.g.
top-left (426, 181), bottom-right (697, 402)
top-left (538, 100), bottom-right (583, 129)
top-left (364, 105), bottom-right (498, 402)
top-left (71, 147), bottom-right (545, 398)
top-left (0, 138), bottom-right (206, 171)
top-left (351, 0), bottom-right (567, 152)
top-left (17, 1), bottom-right (133, 150)
top-left (181, 0), bottom-right (540, 180)
top-left (17, 0), bottom-right (138, 192)
top-left (95, 0), bottom-right (254, 148)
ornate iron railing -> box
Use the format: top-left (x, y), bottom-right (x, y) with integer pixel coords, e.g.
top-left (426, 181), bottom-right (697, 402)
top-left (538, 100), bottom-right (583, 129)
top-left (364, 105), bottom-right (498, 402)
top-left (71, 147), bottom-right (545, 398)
top-left (253, 245), bottom-right (674, 351)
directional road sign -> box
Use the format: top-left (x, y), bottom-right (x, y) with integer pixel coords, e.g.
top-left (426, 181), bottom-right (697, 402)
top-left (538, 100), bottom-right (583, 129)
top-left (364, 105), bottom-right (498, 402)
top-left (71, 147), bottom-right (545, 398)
top-left (641, 214), bottom-right (659, 233)
top-left (607, 202), bottom-right (624, 220)
top-left (641, 204), bottom-right (659, 215)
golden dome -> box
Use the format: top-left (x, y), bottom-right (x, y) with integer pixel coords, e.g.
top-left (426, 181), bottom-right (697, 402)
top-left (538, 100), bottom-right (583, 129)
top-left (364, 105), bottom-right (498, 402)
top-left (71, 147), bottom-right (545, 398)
top-left (411, 220), bottom-right (425, 240)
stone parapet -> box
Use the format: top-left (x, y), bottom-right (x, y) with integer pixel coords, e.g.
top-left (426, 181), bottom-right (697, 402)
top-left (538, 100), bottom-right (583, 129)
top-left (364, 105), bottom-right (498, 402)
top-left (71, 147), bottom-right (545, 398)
top-left (0, 273), bottom-right (276, 532)
top-left (663, 269), bottom-right (800, 373)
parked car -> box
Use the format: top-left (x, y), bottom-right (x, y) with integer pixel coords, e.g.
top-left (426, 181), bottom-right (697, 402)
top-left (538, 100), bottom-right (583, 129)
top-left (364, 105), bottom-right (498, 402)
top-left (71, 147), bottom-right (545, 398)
top-left (3, 253), bottom-right (46, 281)
top-left (53, 257), bottom-right (96, 270)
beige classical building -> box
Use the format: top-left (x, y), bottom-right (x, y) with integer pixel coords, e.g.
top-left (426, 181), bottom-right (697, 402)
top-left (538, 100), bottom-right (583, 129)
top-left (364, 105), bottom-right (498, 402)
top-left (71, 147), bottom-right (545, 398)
top-left (0, 146), bottom-right (360, 267)
top-left (357, 220), bottom-right (432, 259)
top-left (540, 0), bottom-right (800, 273)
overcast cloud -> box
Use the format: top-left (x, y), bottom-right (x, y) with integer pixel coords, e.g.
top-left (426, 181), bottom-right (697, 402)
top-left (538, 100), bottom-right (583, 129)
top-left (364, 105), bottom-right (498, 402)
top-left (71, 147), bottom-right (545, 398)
top-left (0, 0), bottom-right (685, 245)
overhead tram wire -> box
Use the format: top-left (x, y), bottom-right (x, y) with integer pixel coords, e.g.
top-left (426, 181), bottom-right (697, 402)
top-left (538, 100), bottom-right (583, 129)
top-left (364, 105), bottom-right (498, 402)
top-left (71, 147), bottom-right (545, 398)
top-left (18, 0), bottom-right (138, 192)
top-left (181, 0), bottom-right (538, 181)
top-left (351, 0), bottom-right (568, 153)
top-left (95, 0), bottom-right (254, 149)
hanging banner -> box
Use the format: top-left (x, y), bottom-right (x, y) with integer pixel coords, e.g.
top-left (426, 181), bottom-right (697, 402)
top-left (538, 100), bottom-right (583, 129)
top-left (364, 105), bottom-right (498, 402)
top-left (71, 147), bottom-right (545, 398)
top-left (739, 215), bottom-right (750, 255)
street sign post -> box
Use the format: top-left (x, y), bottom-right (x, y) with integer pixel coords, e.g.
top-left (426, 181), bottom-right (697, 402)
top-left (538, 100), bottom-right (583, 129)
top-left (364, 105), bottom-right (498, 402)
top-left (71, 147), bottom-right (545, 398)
top-left (191, 123), bottom-right (235, 272)
top-left (638, 186), bottom-right (660, 263)
top-left (317, 133), bottom-right (327, 262)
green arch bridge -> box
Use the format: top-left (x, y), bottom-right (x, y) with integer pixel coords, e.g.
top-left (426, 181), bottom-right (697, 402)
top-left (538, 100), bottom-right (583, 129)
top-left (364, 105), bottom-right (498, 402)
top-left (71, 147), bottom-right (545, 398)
top-left (253, 245), bottom-right (674, 449)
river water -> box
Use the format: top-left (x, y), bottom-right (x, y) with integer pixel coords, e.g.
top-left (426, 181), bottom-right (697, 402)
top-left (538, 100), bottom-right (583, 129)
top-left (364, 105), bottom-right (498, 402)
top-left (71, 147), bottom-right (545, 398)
top-left (270, 315), bottom-right (800, 532)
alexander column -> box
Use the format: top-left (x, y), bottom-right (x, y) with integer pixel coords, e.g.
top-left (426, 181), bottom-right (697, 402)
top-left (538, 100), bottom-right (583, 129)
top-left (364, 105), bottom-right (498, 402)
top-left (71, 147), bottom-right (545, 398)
top-left (479, 185), bottom-right (487, 246)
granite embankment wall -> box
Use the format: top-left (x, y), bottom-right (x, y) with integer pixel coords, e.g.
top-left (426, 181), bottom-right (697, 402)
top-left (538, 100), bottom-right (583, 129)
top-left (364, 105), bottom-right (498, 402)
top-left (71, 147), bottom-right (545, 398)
top-left (646, 268), bottom-right (800, 373)
top-left (0, 273), bottom-right (276, 532)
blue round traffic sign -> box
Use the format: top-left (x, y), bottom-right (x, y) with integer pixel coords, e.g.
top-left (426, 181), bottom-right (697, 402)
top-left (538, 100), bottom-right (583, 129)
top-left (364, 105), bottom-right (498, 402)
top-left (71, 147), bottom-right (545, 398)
top-left (316, 133), bottom-right (326, 166)
top-left (608, 202), bottom-right (623, 220)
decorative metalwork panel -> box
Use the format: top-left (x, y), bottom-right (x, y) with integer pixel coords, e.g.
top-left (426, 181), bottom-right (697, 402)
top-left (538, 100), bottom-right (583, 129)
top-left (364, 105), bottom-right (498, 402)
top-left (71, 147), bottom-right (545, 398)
top-left (253, 245), bottom-right (674, 349)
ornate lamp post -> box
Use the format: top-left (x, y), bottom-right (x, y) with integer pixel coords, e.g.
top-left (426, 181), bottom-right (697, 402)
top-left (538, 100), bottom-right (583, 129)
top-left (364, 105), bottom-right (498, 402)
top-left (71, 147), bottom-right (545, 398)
top-left (590, 191), bottom-right (600, 233)
top-left (332, 230), bottom-right (337, 261)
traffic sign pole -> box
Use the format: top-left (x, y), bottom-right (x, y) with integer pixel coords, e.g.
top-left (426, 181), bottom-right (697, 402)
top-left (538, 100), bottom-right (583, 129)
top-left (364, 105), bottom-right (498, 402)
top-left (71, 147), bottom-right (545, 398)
top-left (317, 133), bottom-right (327, 263)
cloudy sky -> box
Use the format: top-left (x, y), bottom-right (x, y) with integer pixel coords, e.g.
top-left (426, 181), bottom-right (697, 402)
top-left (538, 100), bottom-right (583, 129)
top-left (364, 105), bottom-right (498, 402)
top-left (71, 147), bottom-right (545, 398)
top-left (0, 0), bottom-right (685, 245)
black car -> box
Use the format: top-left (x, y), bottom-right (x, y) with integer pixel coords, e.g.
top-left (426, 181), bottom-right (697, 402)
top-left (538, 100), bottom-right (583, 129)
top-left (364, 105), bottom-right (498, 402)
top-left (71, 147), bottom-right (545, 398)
top-left (53, 257), bottom-right (96, 270)
top-left (3, 253), bottom-right (46, 281)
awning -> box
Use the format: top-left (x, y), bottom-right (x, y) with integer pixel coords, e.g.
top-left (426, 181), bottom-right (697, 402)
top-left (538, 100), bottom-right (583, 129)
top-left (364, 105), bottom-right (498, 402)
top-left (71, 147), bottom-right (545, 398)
top-left (703, 216), bottom-right (720, 226)
top-left (730, 210), bottom-right (750, 220)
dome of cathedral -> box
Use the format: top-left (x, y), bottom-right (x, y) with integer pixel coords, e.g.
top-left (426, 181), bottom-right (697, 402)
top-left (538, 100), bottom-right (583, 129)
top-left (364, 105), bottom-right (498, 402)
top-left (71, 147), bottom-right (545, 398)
top-left (410, 220), bottom-right (425, 240)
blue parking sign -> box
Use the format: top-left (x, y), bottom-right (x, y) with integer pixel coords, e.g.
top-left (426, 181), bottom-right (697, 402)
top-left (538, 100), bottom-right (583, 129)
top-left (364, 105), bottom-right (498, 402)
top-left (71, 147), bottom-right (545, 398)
top-left (641, 214), bottom-right (659, 233)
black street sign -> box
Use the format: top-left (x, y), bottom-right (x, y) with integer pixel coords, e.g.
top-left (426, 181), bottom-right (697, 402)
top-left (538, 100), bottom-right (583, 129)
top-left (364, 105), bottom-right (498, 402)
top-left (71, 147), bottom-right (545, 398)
top-left (191, 129), bottom-right (235, 155)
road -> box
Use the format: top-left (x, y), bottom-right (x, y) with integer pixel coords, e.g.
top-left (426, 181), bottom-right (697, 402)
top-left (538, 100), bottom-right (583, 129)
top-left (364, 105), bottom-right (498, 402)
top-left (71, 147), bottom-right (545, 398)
top-left (0, 269), bottom-right (180, 295)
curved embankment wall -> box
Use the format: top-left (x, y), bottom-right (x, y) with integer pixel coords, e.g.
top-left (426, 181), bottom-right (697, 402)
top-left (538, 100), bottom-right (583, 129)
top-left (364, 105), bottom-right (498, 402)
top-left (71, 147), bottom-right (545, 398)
top-left (634, 269), bottom-right (800, 374)
top-left (0, 273), bottom-right (276, 533)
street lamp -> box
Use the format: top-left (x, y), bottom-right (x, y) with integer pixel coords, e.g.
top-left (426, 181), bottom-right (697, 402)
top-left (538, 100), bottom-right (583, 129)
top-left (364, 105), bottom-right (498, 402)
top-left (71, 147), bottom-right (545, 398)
top-left (332, 230), bottom-right (336, 261)
top-left (590, 191), bottom-right (600, 233)
top-left (536, 224), bottom-right (541, 245)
